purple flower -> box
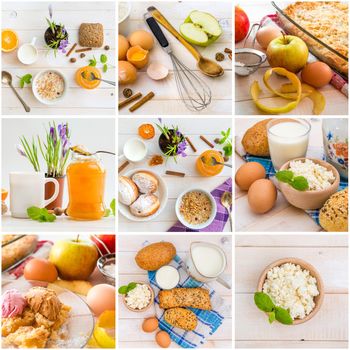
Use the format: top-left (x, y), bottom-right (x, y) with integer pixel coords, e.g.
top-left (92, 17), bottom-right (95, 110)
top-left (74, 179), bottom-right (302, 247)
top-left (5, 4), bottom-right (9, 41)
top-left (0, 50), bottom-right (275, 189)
top-left (58, 39), bottom-right (69, 53)
top-left (177, 140), bottom-right (187, 157)
top-left (49, 126), bottom-right (57, 145)
top-left (58, 123), bottom-right (68, 140)
top-left (62, 138), bottom-right (70, 157)
top-left (16, 144), bottom-right (27, 157)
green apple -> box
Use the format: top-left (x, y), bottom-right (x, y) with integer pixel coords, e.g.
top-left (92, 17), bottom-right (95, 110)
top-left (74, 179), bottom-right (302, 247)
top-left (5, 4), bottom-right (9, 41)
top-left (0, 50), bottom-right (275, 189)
top-left (267, 34), bottom-right (309, 73)
top-left (49, 238), bottom-right (98, 280)
top-left (180, 10), bottom-right (222, 47)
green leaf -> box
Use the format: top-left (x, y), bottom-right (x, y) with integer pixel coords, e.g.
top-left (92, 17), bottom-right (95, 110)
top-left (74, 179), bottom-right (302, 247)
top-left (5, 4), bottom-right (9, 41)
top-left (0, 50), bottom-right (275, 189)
top-left (110, 198), bottom-right (115, 216)
top-left (223, 144), bottom-right (232, 157)
top-left (118, 285), bottom-right (128, 294)
top-left (275, 170), bottom-right (294, 183)
top-left (127, 282), bottom-right (137, 292)
top-left (27, 206), bottom-right (56, 222)
top-left (103, 64), bottom-right (108, 73)
top-left (17, 74), bottom-right (32, 88)
top-left (89, 56), bottom-right (97, 67)
top-left (268, 311), bottom-right (276, 324)
top-left (275, 306), bottom-right (293, 325)
top-left (104, 208), bottom-right (111, 217)
top-left (100, 54), bottom-right (107, 64)
top-left (291, 176), bottom-right (309, 191)
top-left (254, 292), bottom-right (275, 312)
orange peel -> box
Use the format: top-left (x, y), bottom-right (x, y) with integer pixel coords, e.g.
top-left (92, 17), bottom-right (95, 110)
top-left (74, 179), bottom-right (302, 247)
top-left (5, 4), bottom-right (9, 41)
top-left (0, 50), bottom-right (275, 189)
top-left (92, 310), bottom-right (115, 348)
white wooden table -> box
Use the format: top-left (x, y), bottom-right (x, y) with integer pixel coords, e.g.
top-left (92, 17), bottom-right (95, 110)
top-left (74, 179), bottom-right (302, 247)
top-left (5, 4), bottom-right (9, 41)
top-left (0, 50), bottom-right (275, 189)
top-left (2, 2), bottom-right (115, 115)
top-left (118, 118), bottom-right (232, 232)
top-left (235, 1), bottom-right (348, 115)
top-left (235, 234), bottom-right (348, 348)
top-left (118, 1), bottom-right (232, 115)
top-left (235, 118), bottom-right (327, 232)
top-left (118, 234), bottom-right (232, 348)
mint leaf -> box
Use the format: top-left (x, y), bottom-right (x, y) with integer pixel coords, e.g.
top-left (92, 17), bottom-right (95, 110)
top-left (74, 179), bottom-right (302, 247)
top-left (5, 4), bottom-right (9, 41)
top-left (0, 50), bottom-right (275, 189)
top-left (254, 292), bottom-right (275, 312)
top-left (89, 56), bottom-right (97, 67)
top-left (291, 176), bottom-right (309, 191)
top-left (103, 64), bottom-right (108, 73)
top-left (110, 198), bottom-right (115, 216)
top-left (27, 206), bottom-right (56, 222)
top-left (127, 282), bottom-right (137, 293)
top-left (268, 311), bottom-right (276, 324)
top-left (275, 306), bottom-right (293, 325)
top-left (100, 54), bottom-right (107, 64)
top-left (275, 170), bottom-right (294, 183)
top-left (17, 74), bottom-right (32, 88)
top-left (104, 208), bottom-right (111, 217)
top-left (118, 285), bottom-right (128, 294)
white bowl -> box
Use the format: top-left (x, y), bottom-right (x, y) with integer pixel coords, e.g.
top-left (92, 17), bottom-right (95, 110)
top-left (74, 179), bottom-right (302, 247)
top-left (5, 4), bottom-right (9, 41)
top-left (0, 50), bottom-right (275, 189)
top-left (118, 1), bottom-right (132, 25)
top-left (32, 69), bottom-right (67, 105)
top-left (175, 188), bottom-right (217, 230)
top-left (118, 168), bottom-right (168, 222)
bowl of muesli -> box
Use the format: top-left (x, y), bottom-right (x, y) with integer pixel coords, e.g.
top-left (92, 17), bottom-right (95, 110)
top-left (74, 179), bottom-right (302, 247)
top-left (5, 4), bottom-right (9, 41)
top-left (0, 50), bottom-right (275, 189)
top-left (175, 188), bottom-right (217, 229)
top-left (32, 69), bottom-right (67, 105)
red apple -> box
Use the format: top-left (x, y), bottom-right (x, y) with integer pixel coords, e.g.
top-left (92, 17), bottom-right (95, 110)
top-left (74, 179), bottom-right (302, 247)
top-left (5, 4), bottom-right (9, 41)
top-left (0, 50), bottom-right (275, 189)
top-left (235, 6), bottom-right (250, 43)
top-left (91, 235), bottom-right (116, 255)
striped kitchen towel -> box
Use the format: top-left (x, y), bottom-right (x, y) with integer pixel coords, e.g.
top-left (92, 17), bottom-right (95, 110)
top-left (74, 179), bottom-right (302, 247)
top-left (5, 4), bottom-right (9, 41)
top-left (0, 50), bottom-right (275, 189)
top-left (148, 255), bottom-right (226, 348)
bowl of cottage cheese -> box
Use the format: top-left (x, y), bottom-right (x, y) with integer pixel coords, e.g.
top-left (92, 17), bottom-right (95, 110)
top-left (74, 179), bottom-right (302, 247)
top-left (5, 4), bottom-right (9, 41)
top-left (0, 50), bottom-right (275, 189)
top-left (257, 258), bottom-right (324, 325)
top-left (119, 2), bottom-right (132, 25)
top-left (278, 157), bottom-right (340, 210)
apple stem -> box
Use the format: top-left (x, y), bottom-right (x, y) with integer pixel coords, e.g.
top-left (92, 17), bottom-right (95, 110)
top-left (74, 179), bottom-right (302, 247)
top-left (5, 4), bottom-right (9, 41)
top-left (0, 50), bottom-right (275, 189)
top-left (281, 31), bottom-right (287, 44)
top-left (76, 234), bottom-right (79, 242)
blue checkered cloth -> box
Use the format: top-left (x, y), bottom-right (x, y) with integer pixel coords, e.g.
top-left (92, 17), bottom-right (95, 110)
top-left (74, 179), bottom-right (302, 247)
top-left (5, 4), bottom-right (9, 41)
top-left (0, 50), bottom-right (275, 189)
top-left (244, 154), bottom-right (348, 226)
top-left (148, 255), bottom-right (225, 348)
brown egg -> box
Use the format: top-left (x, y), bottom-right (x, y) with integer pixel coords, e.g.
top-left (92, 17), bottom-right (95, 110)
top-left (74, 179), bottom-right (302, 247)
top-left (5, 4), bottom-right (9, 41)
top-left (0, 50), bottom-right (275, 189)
top-left (128, 30), bottom-right (154, 50)
top-left (118, 61), bottom-right (137, 85)
top-left (301, 62), bottom-right (333, 88)
top-left (118, 34), bottom-right (130, 60)
top-left (248, 179), bottom-right (277, 214)
top-left (24, 258), bottom-right (58, 283)
top-left (235, 162), bottom-right (266, 191)
top-left (155, 331), bottom-right (171, 348)
top-left (142, 317), bottom-right (159, 333)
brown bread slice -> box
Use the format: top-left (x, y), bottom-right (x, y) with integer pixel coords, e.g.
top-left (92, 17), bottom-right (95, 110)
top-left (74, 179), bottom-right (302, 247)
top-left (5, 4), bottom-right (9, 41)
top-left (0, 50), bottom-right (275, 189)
top-left (164, 308), bottom-right (197, 331)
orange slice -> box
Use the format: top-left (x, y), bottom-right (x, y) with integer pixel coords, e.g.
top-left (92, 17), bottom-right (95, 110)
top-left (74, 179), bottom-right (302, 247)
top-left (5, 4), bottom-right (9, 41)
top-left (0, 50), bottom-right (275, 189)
top-left (1, 189), bottom-right (8, 201)
top-left (2, 29), bottom-right (19, 52)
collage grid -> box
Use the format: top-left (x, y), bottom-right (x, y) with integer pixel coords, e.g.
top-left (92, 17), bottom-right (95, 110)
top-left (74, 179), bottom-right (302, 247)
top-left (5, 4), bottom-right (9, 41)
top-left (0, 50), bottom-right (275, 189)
top-left (0, 0), bottom-right (349, 349)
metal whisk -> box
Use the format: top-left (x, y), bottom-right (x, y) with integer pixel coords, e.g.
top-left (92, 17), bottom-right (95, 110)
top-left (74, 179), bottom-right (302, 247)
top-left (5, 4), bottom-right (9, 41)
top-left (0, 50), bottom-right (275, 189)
top-left (144, 12), bottom-right (212, 112)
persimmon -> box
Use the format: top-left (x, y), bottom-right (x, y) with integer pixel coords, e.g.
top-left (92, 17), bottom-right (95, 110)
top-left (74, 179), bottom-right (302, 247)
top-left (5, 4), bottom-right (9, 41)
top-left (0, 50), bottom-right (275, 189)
top-left (138, 124), bottom-right (155, 139)
top-left (75, 66), bottom-right (101, 89)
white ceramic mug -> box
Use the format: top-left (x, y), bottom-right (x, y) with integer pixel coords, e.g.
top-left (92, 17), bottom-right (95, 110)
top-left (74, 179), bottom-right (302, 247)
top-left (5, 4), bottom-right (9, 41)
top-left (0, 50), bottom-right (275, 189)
top-left (10, 172), bottom-right (59, 218)
top-left (17, 37), bottom-right (38, 65)
top-left (120, 137), bottom-right (147, 162)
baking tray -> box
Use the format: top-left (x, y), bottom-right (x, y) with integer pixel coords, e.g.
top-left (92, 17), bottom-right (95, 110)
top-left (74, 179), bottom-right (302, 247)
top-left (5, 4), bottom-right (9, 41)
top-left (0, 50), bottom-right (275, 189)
top-left (272, 1), bottom-right (348, 79)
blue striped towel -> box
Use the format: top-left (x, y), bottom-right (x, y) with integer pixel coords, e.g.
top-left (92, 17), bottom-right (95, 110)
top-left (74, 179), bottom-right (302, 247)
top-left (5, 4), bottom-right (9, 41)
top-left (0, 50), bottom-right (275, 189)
top-left (244, 154), bottom-right (348, 226)
top-left (148, 255), bottom-right (225, 348)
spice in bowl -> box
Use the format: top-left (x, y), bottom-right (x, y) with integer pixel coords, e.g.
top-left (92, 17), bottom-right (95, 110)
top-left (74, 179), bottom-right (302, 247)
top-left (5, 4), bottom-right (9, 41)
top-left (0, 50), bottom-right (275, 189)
top-left (120, 282), bottom-right (154, 311)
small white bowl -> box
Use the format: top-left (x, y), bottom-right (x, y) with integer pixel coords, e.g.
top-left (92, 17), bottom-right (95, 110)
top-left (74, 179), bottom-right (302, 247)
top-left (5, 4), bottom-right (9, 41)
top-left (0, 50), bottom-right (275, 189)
top-left (118, 168), bottom-right (168, 222)
top-left (118, 1), bottom-right (132, 25)
top-left (32, 69), bottom-right (67, 105)
top-left (175, 188), bottom-right (217, 230)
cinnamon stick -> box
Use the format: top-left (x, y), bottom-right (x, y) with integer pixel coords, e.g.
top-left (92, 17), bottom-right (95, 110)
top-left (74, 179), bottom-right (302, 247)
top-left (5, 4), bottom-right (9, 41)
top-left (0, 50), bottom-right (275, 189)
top-left (66, 43), bottom-right (77, 57)
top-left (224, 48), bottom-right (232, 54)
top-left (75, 47), bottom-right (92, 53)
top-left (228, 53), bottom-right (232, 60)
top-left (118, 93), bottom-right (142, 109)
top-left (166, 170), bottom-right (185, 177)
top-left (118, 161), bottom-right (129, 173)
top-left (185, 137), bottom-right (197, 152)
top-left (129, 92), bottom-right (155, 112)
top-left (200, 135), bottom-right (214, 148)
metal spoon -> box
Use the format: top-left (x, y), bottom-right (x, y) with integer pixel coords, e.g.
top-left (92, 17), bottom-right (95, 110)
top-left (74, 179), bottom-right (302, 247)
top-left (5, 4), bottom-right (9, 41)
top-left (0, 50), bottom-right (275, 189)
top-left (70, 145), bottom-right (115, 156)
top-left (221, 191), bottom-right (232, 232)
top-left (201, 156), bottom-right (232, 168)
top-left (2, 71), bottom-right (30, 112)
top-left (81, 72), bottom-right (116, 86)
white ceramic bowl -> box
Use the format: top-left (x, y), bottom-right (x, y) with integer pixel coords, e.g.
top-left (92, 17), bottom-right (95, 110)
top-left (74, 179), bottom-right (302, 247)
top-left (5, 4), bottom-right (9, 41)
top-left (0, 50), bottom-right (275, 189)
top-left (118, 1), bottom-right (132, 25)
top-left (32, 69), bottom-right (67, 105)
top-left (118, 168), bottom-right (168, 222)
top-left (175, 188), bottom-right (217, 230)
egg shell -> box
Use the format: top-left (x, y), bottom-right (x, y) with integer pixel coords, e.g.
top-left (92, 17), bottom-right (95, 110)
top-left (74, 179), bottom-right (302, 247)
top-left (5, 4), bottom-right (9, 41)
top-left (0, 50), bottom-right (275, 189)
top-left (147, 62), bottom-right (169, 80)
top-left (118, 34), bottom-right (130, 60)
top-left (301, 61), bottom-right (333, 88)
top-left (142, 317), bottom-right (159, 332)
top-left (235, 162), bottom-right (266, 191)
top-left (118, 61), bottom-right (137, 85)
top-left (87, 284), bottom-right (115, 316)
top-left (248, 179), bottom-right (277, 214)
top-left (128, 30), bottom-right (154, 51)
top-left (155, 331), bottom-right (171, 348)
top-left (24, 258), bottom-right (58, 283)
top-left (256, 26), bottom-right (282, 49)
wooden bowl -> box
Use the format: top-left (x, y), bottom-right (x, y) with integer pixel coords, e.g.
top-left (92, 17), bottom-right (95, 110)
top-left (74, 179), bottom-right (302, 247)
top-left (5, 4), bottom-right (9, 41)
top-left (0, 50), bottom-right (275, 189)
top-left (257, 258), bottom-right (324, 325)
top-left (122, 282), bottom-right (154, 313)
top-left (279, 158), bottom-right (340, 209)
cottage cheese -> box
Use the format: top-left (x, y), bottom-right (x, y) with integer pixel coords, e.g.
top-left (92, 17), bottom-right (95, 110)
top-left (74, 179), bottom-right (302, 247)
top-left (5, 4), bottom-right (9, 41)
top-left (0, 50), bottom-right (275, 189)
top-left (125, 283), bottom-right (152, 310)
top-left (289, 159), bottom-right (335, 191)
top-left (263, 263), bottom-right (319, 320)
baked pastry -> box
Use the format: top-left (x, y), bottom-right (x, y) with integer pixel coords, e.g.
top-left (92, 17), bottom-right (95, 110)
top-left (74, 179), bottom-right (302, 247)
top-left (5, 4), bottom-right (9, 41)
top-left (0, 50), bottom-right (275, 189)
top-left (135, 242), bottom-right (176, 271)
top-left (132, 171), bottom-right (158, 193)
top-left (79, 23), bottom-right (104, 47)
top-left (281, 2), bottom-right (348, 75)
top-left (159, 288), bottom-right (212, 310)
top-left (2, 235), bottom-right (38, 271)
top-left (242, 119), bottom-right (271, 157)
top-left (319, 188), bottom-right (348, 232)
top-left (129, 194), bottom-right (160, 217)
top-left (164, 308), bottom-right (197, 331)
top-left (118, 176), bottom-right (139, 205)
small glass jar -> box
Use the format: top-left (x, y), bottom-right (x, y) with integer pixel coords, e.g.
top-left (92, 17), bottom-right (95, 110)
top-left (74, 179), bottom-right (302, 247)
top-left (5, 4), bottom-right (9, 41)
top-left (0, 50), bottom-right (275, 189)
top-left (66, 153), bottom-right (106, 220)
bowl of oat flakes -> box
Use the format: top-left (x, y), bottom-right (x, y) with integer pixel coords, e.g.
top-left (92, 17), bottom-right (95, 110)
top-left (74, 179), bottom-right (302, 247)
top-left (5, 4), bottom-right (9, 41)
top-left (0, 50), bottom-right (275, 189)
top-left (176, 188), bottom-right (217, 229)
top-left (32, 69), bottom-right (67, 105)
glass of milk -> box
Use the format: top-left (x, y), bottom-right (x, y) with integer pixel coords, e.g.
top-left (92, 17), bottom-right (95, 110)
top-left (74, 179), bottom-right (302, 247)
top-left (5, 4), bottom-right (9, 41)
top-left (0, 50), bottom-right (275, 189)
top-left (267, 118), bottom-right (311, 170)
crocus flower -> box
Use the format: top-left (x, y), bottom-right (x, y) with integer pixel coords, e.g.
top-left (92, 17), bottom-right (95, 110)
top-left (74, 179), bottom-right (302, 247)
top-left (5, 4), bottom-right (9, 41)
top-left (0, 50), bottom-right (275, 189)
top-left (16, 144), bottom-right (27, 157)
top-left (49, 126), bottom-right (57, 146)
top-left (177, 140), bottom-right (187, 157)
top-left (58, 123), bottom-right (68, 140)
top-left (62, 138), bottom-right (70, 157)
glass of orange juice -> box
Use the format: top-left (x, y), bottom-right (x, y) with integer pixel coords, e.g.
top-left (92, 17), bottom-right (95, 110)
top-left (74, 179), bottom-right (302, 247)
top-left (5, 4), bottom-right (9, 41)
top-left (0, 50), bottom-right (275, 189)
top-left (196, 150), bottom-right (224, 176)
top-left (66, 153), bottom-right (106, 220)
